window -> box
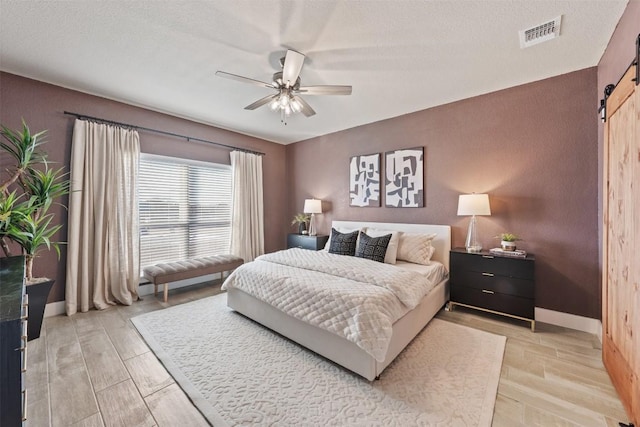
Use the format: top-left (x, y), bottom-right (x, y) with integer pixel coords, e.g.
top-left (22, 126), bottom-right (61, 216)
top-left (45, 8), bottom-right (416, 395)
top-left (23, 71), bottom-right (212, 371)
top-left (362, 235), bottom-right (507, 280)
top-left (139, 154), bottom-right (232, 268)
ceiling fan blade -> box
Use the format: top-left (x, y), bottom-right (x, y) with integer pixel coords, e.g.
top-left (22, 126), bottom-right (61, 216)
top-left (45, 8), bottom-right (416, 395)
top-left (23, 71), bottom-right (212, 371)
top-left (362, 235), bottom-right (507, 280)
top-left (216, 71), bottom-right (273, 88)
top-left (298, 85), bottom-right (352, 95)
top-left (293, 96), bottom-right (316, 117)
top-left (282, 50), bottom-right (305, 86)
top-left (244, 94), bottom-right (278, 110)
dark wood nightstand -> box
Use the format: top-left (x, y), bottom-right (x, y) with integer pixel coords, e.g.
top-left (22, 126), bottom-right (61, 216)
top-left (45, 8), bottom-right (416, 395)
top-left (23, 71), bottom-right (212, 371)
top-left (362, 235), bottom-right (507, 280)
top-left (448, 247), bottom-right (536, 331)
top-left (287, 234), bottom-right (329, 250)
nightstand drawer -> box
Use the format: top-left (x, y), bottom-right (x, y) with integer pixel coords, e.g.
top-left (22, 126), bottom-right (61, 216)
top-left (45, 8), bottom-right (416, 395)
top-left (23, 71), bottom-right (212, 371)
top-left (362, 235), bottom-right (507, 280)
top-left (451, 251), bottom-right (534, 279)
top-left (287, 234), bottom-right (329, 250)
top-left (451, 270), bottom-right (534, 299)
top-left (451, 286), bottom-right (534, 319)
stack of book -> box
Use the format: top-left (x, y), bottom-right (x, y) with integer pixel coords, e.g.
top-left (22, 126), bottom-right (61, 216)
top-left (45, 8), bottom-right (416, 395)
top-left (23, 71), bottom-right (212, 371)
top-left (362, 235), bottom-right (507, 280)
top-left (489, 248), bottom-right (527, 258)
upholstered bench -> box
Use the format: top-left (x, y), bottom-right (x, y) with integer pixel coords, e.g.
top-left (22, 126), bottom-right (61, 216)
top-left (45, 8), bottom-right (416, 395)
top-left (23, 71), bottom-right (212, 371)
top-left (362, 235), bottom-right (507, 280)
top-left (143, 255), bottom-right (244, 303)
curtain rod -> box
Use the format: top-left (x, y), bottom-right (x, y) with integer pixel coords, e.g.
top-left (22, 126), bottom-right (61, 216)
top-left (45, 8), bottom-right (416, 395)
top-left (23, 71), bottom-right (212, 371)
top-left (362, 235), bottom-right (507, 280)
top-left (63, 111), bottom-right (265, 156)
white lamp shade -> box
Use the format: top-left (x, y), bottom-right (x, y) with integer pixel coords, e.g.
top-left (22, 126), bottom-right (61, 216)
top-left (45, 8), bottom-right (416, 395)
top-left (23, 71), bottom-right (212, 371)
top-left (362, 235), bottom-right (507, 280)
top-left (457, 194), bottom-right (491, 216)
top-left (303, 199), bottom-right (322, 214)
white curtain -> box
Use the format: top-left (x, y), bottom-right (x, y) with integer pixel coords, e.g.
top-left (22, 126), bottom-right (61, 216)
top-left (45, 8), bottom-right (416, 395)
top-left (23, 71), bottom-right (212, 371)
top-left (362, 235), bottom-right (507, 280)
top-left (230, 151), bottom-right (264, 262)
top-left (65, 119), bottom-right (140, 315)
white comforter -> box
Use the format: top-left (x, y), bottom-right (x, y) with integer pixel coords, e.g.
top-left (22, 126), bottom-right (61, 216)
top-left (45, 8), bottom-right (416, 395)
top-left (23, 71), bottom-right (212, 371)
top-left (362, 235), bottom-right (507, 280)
top-left (221, 248), bottom-right (439, 362)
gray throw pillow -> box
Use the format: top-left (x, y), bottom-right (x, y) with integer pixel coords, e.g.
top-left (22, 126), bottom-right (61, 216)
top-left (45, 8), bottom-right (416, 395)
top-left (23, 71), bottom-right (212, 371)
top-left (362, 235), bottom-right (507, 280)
top-left (328, 228), bottom-right (359, 256)
top-left (355, 231), bottom-right (392, 263)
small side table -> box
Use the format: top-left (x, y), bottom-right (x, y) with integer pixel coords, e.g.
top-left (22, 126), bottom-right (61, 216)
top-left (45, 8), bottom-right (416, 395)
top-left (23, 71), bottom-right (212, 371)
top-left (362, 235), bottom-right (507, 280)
top-left (287, 234), bottom-right (329, 250)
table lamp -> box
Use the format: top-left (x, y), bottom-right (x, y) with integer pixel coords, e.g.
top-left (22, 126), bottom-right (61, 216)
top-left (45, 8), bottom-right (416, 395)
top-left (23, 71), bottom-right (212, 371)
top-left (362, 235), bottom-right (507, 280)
top-left (303, 199), bottom-right (322, 236)
top-left (457, 193), bottom-right (491, 252)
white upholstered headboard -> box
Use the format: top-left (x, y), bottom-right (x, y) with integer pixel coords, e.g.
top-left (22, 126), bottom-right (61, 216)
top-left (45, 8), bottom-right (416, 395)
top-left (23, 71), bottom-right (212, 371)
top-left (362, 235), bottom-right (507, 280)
top-left (331, 221), bottom-right (452, 270)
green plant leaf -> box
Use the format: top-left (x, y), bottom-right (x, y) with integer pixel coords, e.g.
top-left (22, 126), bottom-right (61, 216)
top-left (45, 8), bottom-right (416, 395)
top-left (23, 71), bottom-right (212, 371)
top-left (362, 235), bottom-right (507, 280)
top-left (291, 212), bottom-right (311, 226)
top-left (0, 120), bottom-right (69, 277)
top-left (495, 233), bottom-right (520, 242)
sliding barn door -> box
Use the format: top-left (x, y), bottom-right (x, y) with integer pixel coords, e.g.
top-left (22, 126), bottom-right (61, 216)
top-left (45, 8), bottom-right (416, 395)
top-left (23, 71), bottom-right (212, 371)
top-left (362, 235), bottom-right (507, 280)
top-left (603, 64), bottom-right (639, 425)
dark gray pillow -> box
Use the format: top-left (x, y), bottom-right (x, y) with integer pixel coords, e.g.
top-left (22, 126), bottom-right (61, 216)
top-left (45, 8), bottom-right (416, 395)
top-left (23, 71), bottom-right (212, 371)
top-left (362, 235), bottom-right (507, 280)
top-left (355, 231), bottom-right (391, 263)
top-left (328, 228), bottom-right (359, 256)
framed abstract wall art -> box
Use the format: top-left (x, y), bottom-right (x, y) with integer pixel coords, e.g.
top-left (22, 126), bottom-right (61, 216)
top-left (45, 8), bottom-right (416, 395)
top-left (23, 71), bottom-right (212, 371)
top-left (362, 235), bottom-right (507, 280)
top-left (385, 147), bottom-right (424, 207)
top-left (349, 153), bottom-right (380, 207)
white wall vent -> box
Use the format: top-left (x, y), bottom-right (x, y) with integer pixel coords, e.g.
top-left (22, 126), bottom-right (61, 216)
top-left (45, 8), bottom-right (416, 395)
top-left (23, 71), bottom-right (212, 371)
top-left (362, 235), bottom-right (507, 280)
top-left (519, 16), bottom-right (562, 48)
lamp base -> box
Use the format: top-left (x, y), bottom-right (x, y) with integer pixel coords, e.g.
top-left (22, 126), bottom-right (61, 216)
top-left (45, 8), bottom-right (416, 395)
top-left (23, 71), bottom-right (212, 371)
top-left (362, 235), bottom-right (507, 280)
top-left (308, 213), bottom-right (317, 236)
top-left (464, 215), bottom-right (482, 253)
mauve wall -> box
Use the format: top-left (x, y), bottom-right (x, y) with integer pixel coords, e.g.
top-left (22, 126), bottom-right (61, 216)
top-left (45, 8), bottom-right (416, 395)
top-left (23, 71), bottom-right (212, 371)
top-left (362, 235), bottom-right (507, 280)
top-left (0, 72), bottom-right (287, 303)
top-left (286, 68), bottom-right (600, 319)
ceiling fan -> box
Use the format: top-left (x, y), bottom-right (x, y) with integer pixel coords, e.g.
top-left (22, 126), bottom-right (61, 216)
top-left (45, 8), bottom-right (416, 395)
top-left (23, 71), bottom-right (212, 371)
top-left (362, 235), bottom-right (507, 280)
top-left (216, 49), bottom-right (352, 124)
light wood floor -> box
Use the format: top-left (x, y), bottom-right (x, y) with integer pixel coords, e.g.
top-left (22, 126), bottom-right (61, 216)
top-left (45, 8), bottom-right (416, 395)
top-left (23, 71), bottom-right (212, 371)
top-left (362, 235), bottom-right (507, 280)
top-left (25, 281), bottom-right (628, 426)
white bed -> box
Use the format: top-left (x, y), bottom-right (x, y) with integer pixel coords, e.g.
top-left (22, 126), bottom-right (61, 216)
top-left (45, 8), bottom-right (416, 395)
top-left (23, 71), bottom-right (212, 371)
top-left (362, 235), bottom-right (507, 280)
top-left (224, 221), bottom-right (451, 381)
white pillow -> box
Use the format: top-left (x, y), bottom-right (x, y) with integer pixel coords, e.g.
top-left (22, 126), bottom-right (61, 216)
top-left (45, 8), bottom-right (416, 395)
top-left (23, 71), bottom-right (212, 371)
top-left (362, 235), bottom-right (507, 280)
top-left (396, 232), bottom-right (437, 265)
top-left (363, 227), bottom-right (400, 264)
top-left (324, 227), bottom-right (364, 251)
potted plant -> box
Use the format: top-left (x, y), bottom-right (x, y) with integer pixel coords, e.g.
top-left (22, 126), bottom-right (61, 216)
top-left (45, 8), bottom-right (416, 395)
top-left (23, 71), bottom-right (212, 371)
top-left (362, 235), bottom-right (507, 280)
top-left (291, 213), bottom-right (310, 235)
top-left (0, 120), bottom-right (69, 340)
top-left (496, 233), bottom-right (521, 251)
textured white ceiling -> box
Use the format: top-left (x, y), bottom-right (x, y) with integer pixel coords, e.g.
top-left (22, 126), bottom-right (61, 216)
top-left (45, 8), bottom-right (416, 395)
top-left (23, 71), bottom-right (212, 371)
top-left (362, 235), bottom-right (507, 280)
top-left (0, 1), bottom-right (628, 144)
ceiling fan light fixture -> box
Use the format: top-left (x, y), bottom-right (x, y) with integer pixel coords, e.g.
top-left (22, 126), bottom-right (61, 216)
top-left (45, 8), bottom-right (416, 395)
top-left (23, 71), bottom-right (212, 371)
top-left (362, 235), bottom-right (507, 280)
top-left (217, 48), bottom-right (350, 124)
top-left (279, 93), bottom-right (290, 107)
top-left (291, 99), bottom-right (302, 113)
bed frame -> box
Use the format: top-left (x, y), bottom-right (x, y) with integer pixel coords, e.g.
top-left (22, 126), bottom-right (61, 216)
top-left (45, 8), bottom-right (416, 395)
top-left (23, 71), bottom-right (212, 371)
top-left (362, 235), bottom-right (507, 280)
top-left (226, 221), bottom-right (451, 381)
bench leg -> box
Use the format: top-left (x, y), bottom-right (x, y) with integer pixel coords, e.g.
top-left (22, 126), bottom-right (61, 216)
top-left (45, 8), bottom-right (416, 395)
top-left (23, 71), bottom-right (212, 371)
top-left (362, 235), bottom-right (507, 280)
top-left (164, 283), bottom-right (168, 303)
top-left (154, 284), bottom-right (158, 297)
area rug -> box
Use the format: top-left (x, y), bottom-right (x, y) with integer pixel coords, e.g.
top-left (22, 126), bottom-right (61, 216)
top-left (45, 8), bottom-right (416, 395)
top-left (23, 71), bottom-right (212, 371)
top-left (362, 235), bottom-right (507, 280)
top-left (131, 294), bottom-right (506, 426)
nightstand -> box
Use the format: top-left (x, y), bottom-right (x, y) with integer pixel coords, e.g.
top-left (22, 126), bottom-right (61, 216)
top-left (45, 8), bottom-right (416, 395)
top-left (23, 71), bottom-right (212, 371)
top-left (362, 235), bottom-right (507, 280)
top-left (448, 247), bottom-right (536, 331)
top-left (287, 234), bottom-right (329, 250)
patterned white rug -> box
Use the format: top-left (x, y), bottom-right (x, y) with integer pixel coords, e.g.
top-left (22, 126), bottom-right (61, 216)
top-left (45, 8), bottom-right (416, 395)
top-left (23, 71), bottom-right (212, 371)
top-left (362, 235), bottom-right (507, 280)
top-left (132, 294), bottom-right (505, 427)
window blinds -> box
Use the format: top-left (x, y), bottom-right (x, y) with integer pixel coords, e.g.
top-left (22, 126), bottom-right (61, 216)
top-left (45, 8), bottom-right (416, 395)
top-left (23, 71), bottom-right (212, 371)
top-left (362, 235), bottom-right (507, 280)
top-left (139, 154), bottom-right (232, 269)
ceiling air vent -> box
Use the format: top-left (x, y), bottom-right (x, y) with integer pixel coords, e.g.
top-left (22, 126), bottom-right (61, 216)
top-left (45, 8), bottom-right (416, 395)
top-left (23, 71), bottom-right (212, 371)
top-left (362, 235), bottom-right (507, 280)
top-left (519, 16), bottom-right (562, 48)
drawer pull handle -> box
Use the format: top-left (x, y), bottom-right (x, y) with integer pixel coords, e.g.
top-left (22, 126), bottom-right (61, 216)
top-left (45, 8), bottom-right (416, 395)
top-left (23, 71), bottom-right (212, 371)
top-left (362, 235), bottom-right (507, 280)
top-left (482, 289), bottom-right (495, 294)
top-left (21, 294), bottom-right (29, 319)
top-left (22, 344), bottom-right (28, 372)
top-left (21, 320), bottom-right (28, 341)
top-left (22, 389), bottom-right (27, 421)
top-left (482, 255), bottom-right (494, 259)
top-left (481, 272), bottom-right (494, 277)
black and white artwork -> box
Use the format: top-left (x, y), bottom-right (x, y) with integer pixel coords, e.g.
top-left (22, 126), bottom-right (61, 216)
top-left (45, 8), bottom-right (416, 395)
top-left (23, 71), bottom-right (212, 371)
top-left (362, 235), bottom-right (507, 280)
top-left (385, 147), bottom-right (424, 207)
top-left (349, 153), bottom-right (380, 207)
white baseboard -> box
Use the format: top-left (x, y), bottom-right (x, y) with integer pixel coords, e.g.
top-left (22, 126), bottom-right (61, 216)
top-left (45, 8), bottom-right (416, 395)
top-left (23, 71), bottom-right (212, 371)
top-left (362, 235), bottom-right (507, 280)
top-left (44, 300), bottom-right (66, 317)
top-left (44, 273), bottom-right (224, 318)
top-left (535, 307), bottom-right (602, 339)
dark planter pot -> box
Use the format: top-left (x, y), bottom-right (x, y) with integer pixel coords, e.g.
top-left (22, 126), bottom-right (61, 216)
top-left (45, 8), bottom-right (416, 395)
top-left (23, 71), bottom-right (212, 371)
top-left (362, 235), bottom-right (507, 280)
top-left (298, 222), bottom-right (308, 234)
top-left (25, 279), bottom-right (54, 341)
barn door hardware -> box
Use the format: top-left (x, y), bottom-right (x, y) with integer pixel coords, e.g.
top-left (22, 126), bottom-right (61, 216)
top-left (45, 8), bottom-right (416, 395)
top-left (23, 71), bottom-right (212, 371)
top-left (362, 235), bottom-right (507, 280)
top-left (634, 33), bottom-right (639, 85)
top-left (598, 84), bottom-right (616, 122)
